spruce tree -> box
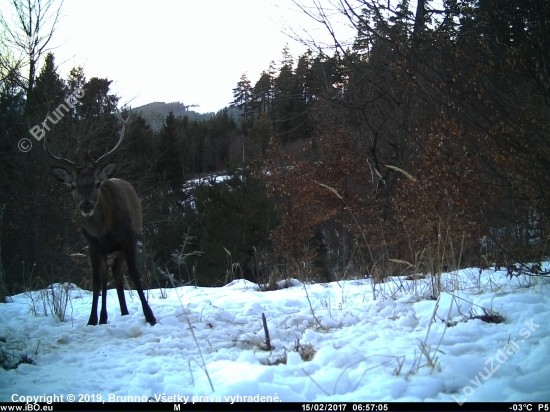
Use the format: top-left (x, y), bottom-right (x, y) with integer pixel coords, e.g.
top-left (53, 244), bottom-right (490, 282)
top-left (29, 52), bottom-right (66, 120)
top-left (181, 169), bottom-right (278, 286)
top-left (157, 111), bottom-right (183, 188)
top-left (231, 73), bottom-right (253, 121)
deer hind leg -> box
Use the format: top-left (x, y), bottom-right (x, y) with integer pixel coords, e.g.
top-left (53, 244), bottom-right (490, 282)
top-left (112, 251), bottom-right (129, 316)
top-left (124, 242), bottom-right (156, 326)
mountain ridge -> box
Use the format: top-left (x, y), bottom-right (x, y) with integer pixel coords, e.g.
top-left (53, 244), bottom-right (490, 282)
top-left (132, 101), bottom-right (215, 131)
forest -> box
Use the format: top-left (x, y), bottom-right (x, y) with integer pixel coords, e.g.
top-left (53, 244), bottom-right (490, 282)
top-left (0, 0), bottom-right (549, 299)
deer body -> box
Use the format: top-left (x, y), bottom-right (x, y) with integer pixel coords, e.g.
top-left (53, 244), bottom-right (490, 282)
top-left (45, 112), bottom-right (156, 326)
top-left (79, 179), bottom-right (141, 240)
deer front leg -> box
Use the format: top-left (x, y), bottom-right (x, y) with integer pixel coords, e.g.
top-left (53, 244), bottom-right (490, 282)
top-left (88, 248), bottom-right (109, 325)
top-left (87, 248), bottom-right (101, 325)
top-left (98, 253), bottom-right (109, 324)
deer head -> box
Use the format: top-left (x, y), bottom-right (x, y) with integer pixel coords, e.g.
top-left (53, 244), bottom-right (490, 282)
top-left (44, 110), bottom-right (127, 217)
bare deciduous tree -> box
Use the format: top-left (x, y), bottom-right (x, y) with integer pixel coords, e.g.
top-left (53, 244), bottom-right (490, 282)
top-left (0, 0), bottom-right (63, 105)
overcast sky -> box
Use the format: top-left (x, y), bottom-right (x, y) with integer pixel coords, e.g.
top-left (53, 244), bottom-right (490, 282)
top-left (17, 0), bottom-right (352, 114)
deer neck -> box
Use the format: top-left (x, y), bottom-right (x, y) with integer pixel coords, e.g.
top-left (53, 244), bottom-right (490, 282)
top-left (81, 193), bottom-right (111, 238)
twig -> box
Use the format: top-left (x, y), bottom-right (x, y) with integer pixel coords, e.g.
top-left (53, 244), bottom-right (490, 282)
top-left (303, 282), bottom-right (323, 328)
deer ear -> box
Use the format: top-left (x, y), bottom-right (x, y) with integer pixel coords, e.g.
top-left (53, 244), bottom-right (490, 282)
top-left (51, 167), bottom-right (74, 184)
top-left (98, 162), bottom-right (117, 181)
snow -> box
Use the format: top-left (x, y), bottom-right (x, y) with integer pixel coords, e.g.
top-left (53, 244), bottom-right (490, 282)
top-left (1, 265), bottom-right (550, 404)
top-left (182, 173), bottom-right (232, 194)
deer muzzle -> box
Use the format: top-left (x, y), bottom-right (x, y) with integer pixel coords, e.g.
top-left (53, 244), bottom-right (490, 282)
top-left (80, 202), bottom-right (95, 216)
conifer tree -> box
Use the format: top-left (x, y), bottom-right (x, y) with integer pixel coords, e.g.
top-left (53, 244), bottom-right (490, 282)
top-left (231, 73), bottom-right (253, 121)
top-left (157, 111), bottom-right (183, 188)
top-left (29, 52), bottom-right (65, 118)
top-left (252, 71), bottom-right (272, 116)
top-left (181, 169), bottom-right (278, 285)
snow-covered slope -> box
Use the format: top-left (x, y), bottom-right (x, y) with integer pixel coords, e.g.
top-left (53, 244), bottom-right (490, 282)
top-left (1, 265), bottom-right (549, 403)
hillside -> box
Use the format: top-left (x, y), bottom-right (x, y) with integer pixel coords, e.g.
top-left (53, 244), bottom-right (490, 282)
top-left (133, 102), bottom-right (214, 131)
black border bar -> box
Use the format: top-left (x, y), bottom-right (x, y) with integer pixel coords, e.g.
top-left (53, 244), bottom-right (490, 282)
top-left (0, 402), bottom-right (547, 411)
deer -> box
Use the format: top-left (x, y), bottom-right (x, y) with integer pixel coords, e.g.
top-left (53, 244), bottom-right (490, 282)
top-left (43, 110), bottom-right (156, 326)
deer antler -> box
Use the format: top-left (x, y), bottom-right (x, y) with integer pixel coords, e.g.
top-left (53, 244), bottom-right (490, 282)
top-left (93, 108), bottom-right (130, 165)
top-left (42, 123), bottom-right (76, 168)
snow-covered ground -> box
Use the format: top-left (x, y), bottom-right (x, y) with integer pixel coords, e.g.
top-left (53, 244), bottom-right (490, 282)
top-left (1, 265), bottom-right (549, 404)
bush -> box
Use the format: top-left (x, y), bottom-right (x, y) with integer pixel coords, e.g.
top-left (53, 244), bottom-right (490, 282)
top-left (181, 169), bottom-right (279, 286)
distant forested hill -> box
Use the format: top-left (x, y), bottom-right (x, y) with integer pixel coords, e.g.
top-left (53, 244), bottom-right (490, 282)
top-left (133, 102), bottom-right (214, 131)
